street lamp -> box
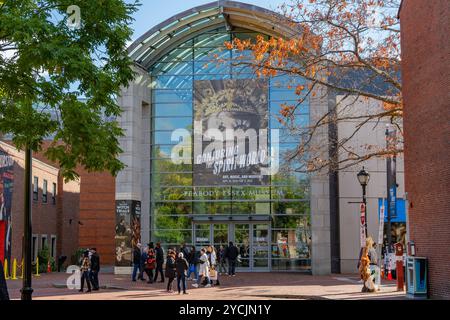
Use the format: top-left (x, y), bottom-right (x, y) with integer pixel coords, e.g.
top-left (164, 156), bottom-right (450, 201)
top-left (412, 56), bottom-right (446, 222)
top-left (357, 167), bottom-right (370, 235)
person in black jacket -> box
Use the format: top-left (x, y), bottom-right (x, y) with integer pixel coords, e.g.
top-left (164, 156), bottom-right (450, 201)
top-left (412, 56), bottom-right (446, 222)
top-left (225, 241), bottom-right (239, 276)
top-left (0, 260), bottom-right (9, 300)
top-left (165, 249), bottom-right (176, 293)
top-left (153, 242), bottom-right (165, 283)
top-left (131, 243), bottom-right (142, 282)
top-left (187, 245), bottom-right (199, 281)
top-left (89, 248), bottom-right (100, 290)
top-left (176, 252), bottom-right (189, 294)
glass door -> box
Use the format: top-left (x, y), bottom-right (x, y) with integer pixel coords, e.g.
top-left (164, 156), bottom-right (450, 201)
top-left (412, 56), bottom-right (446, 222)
top-left (234, 224), bottom-right (250, 269)
top-left (252, 224), bottom-right (270, 271)
top-left (194, 224), bottom-right (210, 248)
top-left (213, 223), bottom-right (228, 253)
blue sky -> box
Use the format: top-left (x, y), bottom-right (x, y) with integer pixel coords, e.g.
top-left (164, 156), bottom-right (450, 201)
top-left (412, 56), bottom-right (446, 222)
top-left (129, 0), bottom-right (287, 41)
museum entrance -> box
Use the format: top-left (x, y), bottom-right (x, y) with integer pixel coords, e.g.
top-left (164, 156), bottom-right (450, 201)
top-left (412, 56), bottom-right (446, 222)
top-left (193, 222), bottom-right (270, 272)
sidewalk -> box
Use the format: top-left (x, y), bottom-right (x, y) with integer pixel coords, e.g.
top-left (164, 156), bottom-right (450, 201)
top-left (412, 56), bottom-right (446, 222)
top-left (6, 272), bottom-right (407, 300)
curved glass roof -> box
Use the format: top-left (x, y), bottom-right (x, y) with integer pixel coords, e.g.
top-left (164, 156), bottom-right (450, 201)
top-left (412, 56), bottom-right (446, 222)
top-left (128, 1), bottom-right (298, 70)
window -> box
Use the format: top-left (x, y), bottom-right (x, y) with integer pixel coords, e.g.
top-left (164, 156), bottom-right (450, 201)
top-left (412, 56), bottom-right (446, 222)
top-left (41, 235), bottom-right (47, 250)
top-left (51, 236), bottom-right (56, 259)
top-left (52, 183), bottom-right (57, 205)
top-left (42, 180), bottom-right (48, 203)
top-left (33, 176), bottom-right (38, 201)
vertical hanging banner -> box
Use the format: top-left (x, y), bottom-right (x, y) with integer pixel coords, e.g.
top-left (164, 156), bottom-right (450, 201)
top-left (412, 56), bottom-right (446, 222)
top-left (360, 203), bottom-right (366, 248)
top-left (378, 203), bottom-right (385, 245)
top-left (193, 79), bottom-right (269, 186)
top-left (0, 149), bottom-right (14, 264)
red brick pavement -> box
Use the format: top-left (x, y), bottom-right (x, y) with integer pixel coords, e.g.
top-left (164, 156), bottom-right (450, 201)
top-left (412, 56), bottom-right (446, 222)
top-left (6, 272), bottom-right (407, 300)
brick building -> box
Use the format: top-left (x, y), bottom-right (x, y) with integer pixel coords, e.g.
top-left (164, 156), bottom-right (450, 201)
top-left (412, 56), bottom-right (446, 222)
top-left (399, 0), bottom-right (450, 299)
top-left (0, 140), bottom-right (116, 268)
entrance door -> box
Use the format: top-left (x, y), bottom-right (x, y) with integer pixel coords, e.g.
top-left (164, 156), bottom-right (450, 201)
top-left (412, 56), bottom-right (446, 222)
top-left (193, 222), bottom-right (270, 271)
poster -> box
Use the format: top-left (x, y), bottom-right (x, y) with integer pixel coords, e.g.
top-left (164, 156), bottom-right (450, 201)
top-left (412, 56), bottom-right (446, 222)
top-left (114, 200), bottom-right (141, 267)
top-left (193, 79), bottom-right (269, 186)
top-left (0, 149), bottom-right (14, 263)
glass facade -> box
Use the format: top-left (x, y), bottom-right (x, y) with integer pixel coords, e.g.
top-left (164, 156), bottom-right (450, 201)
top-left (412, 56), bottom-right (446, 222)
top-left (149, 27), bottom-right (311, 271)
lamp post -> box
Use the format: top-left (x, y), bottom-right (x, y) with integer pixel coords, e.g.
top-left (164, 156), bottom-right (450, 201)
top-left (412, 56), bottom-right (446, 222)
top-left (357, 167), bottom-right (370, 236)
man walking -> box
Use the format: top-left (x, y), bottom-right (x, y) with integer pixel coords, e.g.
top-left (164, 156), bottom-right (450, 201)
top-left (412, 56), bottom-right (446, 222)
top-left (89, 248), bottom-right (100, 291)
top-left (153, 242), bottom-right (165, 283)
top-left (132, 243), bottom-right (142, 282)
top-left (225, 241), bottom-right (238, 276)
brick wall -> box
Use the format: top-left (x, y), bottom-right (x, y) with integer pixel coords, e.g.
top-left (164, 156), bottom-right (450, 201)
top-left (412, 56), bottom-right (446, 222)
top-left (78, 170), bottom-right (116, 266)
top-left (400, 0), bottom-right (450, 299)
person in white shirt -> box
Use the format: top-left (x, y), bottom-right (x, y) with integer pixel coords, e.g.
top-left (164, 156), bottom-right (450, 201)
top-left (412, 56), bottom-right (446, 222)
top-left (192, 248), bottom-right (210, 288)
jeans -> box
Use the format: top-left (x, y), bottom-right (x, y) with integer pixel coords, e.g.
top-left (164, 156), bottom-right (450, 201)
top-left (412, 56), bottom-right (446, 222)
top-left (80, 271), bottom-right (91, 291)
top-left (132, 263), bottom-right (141, 281)
top-left (228, 259), bottom-right (236, 275)
top-left (187, 263), bottom-right (198, 280)
top-left (154, 262), bottom-right (165, 282)
top-left (177, 274), bottom-right (187, 293)
top-left (218, 260), bottom-right (227, 274)
top-left (89, 270), bottom-right (99, 289)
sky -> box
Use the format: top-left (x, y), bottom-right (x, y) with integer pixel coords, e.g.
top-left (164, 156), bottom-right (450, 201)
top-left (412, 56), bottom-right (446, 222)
top-left (129, 0), bottom-right (287, 41)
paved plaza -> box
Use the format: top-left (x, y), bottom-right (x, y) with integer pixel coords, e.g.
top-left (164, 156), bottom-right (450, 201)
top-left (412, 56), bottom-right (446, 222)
top-left (6, 272), bottom-right (407, 300)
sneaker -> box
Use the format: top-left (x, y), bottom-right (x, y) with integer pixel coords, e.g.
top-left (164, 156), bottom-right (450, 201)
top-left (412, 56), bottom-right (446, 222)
top-left (192, 283), bottom-right (198, 288)
top-left (232, 274), bottom-right (236, 277)
top-left (205, 284), bottom-right (211, 288)
top-left (183, 292), bottom-right (189, 295)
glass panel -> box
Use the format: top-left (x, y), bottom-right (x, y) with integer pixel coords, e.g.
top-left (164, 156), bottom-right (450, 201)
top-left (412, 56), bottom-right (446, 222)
top-left (154, 215), bottom-right (191, 229)
top-left (153, 230), bottom-right (192, 244)
top-left (152, 75), bottom-right (193, 89)
top-left (193, 201), bottom-right (232, 215)
top-left (253, 224), bottom-right (269, 246)
top-left (271, 259), bottom-right (311, 271)
top-left (151, 173), bottom-right (192, 186)
top-left (150, 62), bottom-right (193, 75)
top-left (270, 101), bottom-right (309, 115)
top-left (195, 224), bottom-right (211, 247)
top-left (234, 224), bottom-right (250, 268)
top-left (272, 201), bottom-right (309, 215)
top-left (232, 201), bottom-right (270, 215)
top-left (152, 186), bottom-right (193, 201)
top-left (152, 159), bottom-right (192, 173)
top-left (152, 102), bottom-right (192, 117)
top-left (272, 215), bottom-right (310, 229)
top-left (270, 114), bottom-right (309, 129)
top-left (153, 202), bottom-right (192, 215)
top-left (153, 117), bottom-right (192, 131)
top-left (213, 224), bottom-right (228, 246)
top-left (152, 131), bottom-right (192, 145)
top-left (153, 90), bottom-right (192, 103)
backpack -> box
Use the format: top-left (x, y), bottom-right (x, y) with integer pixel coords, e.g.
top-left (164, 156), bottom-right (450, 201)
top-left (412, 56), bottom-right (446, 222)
top-left (146, 256), bottom-right (156, 270)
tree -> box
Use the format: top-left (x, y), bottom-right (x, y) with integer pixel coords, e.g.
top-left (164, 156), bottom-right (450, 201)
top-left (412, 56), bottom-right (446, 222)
top-left (0, 0), bottom-right (139, 180)
top-left (225, 0), bottom-right (403, 172)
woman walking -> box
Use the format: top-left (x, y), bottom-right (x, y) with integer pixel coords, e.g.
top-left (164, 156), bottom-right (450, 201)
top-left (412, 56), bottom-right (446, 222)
top-left (218, 245), bottom-right (227, 275)
top-left (208, 246), bottom-right (220, 286)
top-left (192, 248), bottom-right (210, 288)
top-left (176, 252), bottom-right (189, 295)
top-left (79, 250), bottom-right (92, 293)
top-left (165, 249), bottom-right (176, 293)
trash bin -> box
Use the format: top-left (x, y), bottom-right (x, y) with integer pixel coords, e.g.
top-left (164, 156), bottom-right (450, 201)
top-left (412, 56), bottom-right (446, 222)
top-left (406, 256), bottom-right (427, 299)
top-left (57, 256), bottom-right (67, 272)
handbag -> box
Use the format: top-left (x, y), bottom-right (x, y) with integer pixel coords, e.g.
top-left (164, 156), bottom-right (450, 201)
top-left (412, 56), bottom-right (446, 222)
top-left (188, 264), bottom-right (195, 273)
top-left (209, 268), bottom-right (217, 280)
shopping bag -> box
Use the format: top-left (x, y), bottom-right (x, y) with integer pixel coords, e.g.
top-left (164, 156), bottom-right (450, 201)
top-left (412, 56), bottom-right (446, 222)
top-left (210, 268), bottom-right (217, 281)
top-left (188, 264), bottom-right (195, 274)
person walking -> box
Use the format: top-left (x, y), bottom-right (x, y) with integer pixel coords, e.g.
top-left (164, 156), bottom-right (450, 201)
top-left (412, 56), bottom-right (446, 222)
top-left (176, 252), bottom-right (189, 295)
top-left (79, 250), bottom-right (92, 293)
top-left (225, 241), bottom-right (238, 276)
top-left (207, 246), bottom-right (220, 286)
top-left (131, 243), bottom-right (142, 282)
top-left (165, 249), bottom-right (176, 293)
top-left (89, 248), bottom-right (100, 291)
top-left (0, 260), bottom-right (9, 300)
top-left (218, 245), bottom-right (227, 275)
top-left (358, 237), bottom-right (377, 292)
top-left (187, 245), bottom-right (199, 281)
top-left (138, 245), bottom-right (148, 282)
top-left (144, 247), bottom-right (156, 283)
top-left (192, 248), bottom-right (210, 288)
top-left (153, 242), bottom-right (165, 283)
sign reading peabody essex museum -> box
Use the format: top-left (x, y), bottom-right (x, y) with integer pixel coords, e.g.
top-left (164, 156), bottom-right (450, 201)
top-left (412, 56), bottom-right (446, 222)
top-left (192, 79), bottom-right (271, 186)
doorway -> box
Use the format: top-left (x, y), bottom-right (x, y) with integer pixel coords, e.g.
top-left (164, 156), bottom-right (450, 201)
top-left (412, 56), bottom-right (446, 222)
top-left (193, 222), bottom-right (270, 271)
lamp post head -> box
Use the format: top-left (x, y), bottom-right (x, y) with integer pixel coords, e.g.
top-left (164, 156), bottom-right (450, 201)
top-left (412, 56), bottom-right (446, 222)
top-left (357, 166), bottom-right (370, 187)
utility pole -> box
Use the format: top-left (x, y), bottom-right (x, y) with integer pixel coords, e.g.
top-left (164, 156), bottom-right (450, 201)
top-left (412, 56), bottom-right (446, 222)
top-left (20, 146), bottom-right (33, 300)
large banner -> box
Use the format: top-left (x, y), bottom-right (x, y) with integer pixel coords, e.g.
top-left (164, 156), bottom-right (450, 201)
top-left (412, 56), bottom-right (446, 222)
top-left (193, 79), bottom-right (269, 186)
top-left (0, 149), bottom-right (14, 263)
top-left (115, 200), bottom-right (141, 267)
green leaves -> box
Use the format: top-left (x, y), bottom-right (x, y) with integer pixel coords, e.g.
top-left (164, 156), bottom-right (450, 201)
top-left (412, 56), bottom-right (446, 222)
top-left (0, 0), bottom-right (140, 180)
